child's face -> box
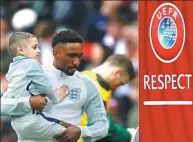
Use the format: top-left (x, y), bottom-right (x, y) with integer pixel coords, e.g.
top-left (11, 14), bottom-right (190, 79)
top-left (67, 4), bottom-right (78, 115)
top-left (22, 37), bottom-right (40, 59)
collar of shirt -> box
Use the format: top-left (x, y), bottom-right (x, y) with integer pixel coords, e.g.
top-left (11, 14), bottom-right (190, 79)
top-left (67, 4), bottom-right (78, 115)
top-left (49, 62), bottom-right (69, 78)
top-left (12, 56), bottom-right (28, 62)
top-left (96, 73), bottom-right (111, 91)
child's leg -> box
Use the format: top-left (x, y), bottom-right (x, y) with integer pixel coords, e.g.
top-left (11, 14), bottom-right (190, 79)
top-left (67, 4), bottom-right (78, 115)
top-left (11, 113), bottom-right (66, 142)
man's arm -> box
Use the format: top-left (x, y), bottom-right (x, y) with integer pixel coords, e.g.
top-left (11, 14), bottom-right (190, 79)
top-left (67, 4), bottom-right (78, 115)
top-left (1, 92), bottom-right (31, 116)
top-left (1, 91), bottom-right (47, 116)
top-left (79, 76), bottom-right (109, 142)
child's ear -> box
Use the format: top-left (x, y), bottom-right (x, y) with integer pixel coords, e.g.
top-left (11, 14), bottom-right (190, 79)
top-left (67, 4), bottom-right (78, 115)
top-left (17, 46), bottom-right (24, 55)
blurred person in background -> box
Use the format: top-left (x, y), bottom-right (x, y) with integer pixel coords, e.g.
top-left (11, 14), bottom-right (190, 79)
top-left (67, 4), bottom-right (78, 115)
top-left (84, 4), bottom-right (138, 70)
top-left (82, 1), bottom-right (131, 71)
top-left (33, 21), bottom-right (56, 65)
top-left (113, 22), bottom-right (139, 127)
top-left (1, 15), bottom-right (12, 76)
top-left (102, 6), bottom-right (138, 56)
top-left (1, 32), bottom-right (12, 79)
top-left (122, 22), bottom-right (138, 61)
top-left (84, 0), bottom-right (124, 43)
top-left (80, 54), bottom-right (137, 142)
top-left (126, 77), bottom-right (139, 129)
top-left (84, 5), bottom-right (138, 128)
top-left (52, 0), bottom-right (88, 35)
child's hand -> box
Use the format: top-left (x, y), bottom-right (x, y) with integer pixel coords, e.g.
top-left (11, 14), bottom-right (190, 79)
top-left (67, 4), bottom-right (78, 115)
top-left (54, 85), bottom-right (69, 102)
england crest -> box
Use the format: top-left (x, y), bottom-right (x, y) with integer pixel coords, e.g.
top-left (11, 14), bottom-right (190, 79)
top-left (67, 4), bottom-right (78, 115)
top-left (68, 88), bottom-right (81, 102)
top-left (149, 3), bottom-right (185, 63)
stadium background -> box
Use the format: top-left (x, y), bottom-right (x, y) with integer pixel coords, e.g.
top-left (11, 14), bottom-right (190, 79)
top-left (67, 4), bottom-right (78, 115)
top-left (1, 1), bottom-right (139, 141)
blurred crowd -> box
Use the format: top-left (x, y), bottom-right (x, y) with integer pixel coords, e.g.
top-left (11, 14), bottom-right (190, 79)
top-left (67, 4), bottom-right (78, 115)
top-left (1, 0), bottom-right (139, 141)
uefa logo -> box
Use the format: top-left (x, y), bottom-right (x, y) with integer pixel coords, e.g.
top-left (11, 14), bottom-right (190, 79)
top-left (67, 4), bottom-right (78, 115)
top-left (149, 3), bottom-right (185, 63)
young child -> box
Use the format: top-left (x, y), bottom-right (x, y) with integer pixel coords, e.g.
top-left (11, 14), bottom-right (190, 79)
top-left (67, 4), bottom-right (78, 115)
top-left (3, 32), bottom-right (68, 141)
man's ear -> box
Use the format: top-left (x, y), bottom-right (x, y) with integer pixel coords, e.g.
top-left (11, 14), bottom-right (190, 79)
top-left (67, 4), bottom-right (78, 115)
top-left (17, 46), bottom-right (24, 55)
top-left (53, 48), bottom-right (57, 57)
top-left (113, 67), bottom-right (122, 78)
top-left (53, 48), bottom-right (61, 60)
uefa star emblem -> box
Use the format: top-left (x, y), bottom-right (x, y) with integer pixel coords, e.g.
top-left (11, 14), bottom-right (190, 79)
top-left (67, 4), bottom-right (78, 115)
top-left (149, 3), bottom-right (185, 63)
top-left (158, 17), bottom-right (177, 49)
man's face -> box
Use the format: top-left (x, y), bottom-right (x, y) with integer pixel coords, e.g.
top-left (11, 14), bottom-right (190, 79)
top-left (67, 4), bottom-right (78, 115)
top-left (111, 70), bottom-right (130, 89)
top-left (22, 37), bottom-right (40, 59)
top-left (53, 43), bottom-right (83, 76)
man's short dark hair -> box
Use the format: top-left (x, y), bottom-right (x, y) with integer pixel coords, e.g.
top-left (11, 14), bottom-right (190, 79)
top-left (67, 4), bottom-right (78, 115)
top-left (51, 29), bottom-right (83, 48)
top-left (105, 54), bottom-right (136, 81)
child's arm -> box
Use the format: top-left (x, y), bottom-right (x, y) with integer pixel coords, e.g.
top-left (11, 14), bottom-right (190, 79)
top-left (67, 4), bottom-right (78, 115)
top-left (25, 60), bottom-right (66, 104)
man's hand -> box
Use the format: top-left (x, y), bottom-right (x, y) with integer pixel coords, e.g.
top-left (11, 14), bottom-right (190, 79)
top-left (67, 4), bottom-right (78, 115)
top-left (29, 95), bottom-right (47, 111)
top-left (53, 122), bottom-right (81, 142)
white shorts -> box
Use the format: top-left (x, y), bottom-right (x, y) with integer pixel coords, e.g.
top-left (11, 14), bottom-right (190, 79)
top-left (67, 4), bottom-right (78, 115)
top-left (11, 112), bottom-right (66, 142)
